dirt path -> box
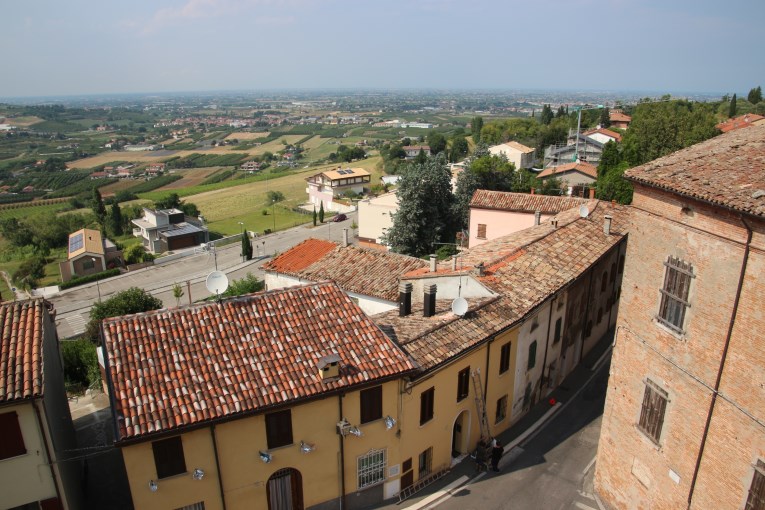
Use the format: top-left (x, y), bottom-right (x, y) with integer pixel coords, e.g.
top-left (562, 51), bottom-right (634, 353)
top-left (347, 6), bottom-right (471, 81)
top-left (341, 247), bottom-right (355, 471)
top-left (1, 271), bottom-right (30, 300)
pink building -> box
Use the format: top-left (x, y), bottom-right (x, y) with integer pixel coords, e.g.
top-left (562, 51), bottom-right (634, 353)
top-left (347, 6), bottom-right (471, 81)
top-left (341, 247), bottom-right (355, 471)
top-left (468, 190), bottom-right (590, 248)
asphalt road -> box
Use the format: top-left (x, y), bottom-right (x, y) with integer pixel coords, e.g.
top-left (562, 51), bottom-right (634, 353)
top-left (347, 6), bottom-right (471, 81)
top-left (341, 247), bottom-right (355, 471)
top-left (432, 362), bottom-right (610, 510)
top-left (51, 213), bottom-right (357, 338)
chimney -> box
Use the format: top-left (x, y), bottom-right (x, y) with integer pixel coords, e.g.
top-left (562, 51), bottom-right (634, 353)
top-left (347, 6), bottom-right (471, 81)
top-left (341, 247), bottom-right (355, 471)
top-left (424, 284), bottom-right (437, 317)
top-left (399, 282), bottom-right (413, 317)
top-left (551, 219), bottom-right (559, 229)
top-left (318, 354), bottom-right (342, 380)
top-left (342, 228), bottom-right (349, 247)
top-left (476, 262), bottom-right (485, 277)
top-left (603, 215), bottom-right (613, 235)
top-left (530, 188), bottom-right (535, 195)
top-left (429, 254), bottom-right (437, 272)
top-left (451, 255), bottom-right (458, 271)
top-left (589, 188), bottom-right (596, 199)
top-left (534, 210), bottom-right (541, 226)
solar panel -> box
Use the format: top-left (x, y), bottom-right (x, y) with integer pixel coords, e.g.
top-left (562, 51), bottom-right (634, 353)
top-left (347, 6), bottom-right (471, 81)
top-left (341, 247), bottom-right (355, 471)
top-left (69, 233), bottom-right (84, 253)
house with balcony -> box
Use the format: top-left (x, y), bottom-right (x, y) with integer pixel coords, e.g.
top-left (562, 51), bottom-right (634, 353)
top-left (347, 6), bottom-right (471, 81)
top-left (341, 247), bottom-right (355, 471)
top-left (306, 167), bottom-right (371, 212)
top-left (131, 208), bottom-right (209, 254)
top-left (59, 228), bottom-right (123, 282)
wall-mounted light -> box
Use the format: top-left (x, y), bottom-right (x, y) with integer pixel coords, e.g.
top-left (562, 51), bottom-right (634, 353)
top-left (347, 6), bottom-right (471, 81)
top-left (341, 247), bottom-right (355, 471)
top-left (337, 419), bottom-right (351, 436)
top-left (149, 480), bottom-right (158, 492)
top-left (300, 441), bottom-right (316, 453)
top-left (192, 468), bottom-right (205, 480)
top-left (259, 451), bottom-right (272, 463)
top-left (348, 426), bottom-right (362, 437)
top-left (384, 415), bottom-right (396, 430)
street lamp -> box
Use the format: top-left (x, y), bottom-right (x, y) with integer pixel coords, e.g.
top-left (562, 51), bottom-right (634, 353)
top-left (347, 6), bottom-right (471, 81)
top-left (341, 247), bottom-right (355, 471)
top-left (238, 222), bottom-right (245, 262)
top-left (272, 200), bottom-right (276, 233)
top-left (92, 257), bottom-right (102, 302)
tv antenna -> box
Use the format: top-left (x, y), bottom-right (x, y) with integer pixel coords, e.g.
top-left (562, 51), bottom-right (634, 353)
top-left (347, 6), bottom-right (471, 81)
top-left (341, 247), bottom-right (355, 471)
top-left (205, 271), bottom-right (229, 302)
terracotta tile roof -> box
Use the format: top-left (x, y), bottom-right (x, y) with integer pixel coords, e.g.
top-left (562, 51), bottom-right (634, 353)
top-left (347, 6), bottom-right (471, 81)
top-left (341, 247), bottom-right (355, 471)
top-left (102, 282), bottom-right (416, 441)
top-left (469, 190), bottom-right (588, 214)
top-left (264, 239), bottom-right (429, 301)
top-left (583, 127), bottom-right (622, 142)
top-left (376, 201), bottom-right (627, 372)
top-left (403, 145), bottom-right (430, 151)
top-left (0, 299), bottom-right (46, 403)
top-left (716, 114), bottom-right (765, 133)
top-left (609, 111), bottom-right (631, 122)
top-left (263, 238), bottom-right (337, 273)
top-left (538, 161), bottom-right (598, 179)
top-left (625, 124), bottom-right (765, 218)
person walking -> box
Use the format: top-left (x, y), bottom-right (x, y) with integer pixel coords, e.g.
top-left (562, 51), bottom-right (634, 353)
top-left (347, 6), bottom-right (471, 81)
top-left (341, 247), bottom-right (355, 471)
top-left (491, 439), bottom-right (503, 472)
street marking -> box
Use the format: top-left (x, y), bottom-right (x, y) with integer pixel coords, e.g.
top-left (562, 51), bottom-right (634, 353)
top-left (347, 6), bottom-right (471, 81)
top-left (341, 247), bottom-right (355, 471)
top-left (582, 455), bottom-right (597, 475)
top-left (574, 501), bottom-right (598, 510)
top-left (402, 475), bottom-right (469, 510)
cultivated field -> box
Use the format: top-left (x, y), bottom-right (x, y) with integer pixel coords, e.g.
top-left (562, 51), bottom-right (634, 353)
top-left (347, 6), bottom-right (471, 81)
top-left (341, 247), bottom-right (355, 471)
top-left (224, 132), bottom-right (269, 141)
top-left (4, 116), bottom-right (43, 127)
top-left (162, 167), bottom-right (227, 189)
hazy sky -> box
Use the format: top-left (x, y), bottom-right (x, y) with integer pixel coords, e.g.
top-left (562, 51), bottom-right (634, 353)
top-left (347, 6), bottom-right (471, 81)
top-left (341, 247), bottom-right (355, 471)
top-left (2, 0), bottom-right (763, 98)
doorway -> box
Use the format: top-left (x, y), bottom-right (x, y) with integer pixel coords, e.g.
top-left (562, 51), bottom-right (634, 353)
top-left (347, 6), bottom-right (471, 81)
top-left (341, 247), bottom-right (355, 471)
top-left (267, 468), bottom-right (304, 510)
top-left (451, 410), bottom-right (470, 458)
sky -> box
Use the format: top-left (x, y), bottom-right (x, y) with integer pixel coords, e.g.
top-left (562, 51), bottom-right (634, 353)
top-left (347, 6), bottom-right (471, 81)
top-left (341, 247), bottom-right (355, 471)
top-left (2, 0), bottom-right (763, 98)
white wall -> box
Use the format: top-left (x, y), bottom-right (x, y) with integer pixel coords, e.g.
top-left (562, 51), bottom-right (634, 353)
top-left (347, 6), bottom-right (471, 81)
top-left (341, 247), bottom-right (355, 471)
top-left (358, 192), bottom-right (398, 246)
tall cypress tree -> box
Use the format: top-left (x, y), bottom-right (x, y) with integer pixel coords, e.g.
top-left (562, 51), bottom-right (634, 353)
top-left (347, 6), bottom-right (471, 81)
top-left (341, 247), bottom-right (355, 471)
top-left (729, 93), bottom-right (737, 118)
top-left (92, 188), bottom-right (107, 226)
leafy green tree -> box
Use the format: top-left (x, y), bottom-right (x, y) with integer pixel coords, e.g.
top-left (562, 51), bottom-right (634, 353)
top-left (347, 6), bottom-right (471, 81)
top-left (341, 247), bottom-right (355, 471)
top-left (598, 140), bottom-right (621, 178)
top-left (13, 256), bottom-right (46, 289)
top-left (469, 154), bottom-right (517, 192)
top-left (109, 203), bottom-right (124, 236)
top-left (427, 132), bottom-right (447, 155)
top-left (0, 217), bottom-right (34, 247)
top-left (61, 339), bottom-right (99, 390)
top-left (241, 231), bottom-right (253, 261)
top-left (154, 193), bottom-right (182, 209)
top-left (449, 135), bottom-right (469, 162)
top-left (540, 104), bottom-right (554, 125)
top-left (747, 86), bottom-right (762, 104)
top-left (85, 287), bottom-right (163, 343)
top-left (42, 158), bottom-right (67, 172)
top-left (92, 188), bottom-right (107, 225)
top-left (597, 162), bottom-right (633, 204)
top-left (267, 190), bottom-right (285, 203)
top-left (415, 149), bottom-right (428, 164)
top-left (221, 272), bottom-right (264, 298)
top-left (729, 93), bottom-right (737, 117)
top-left (383, 154), bottom-right (456, 257)
top-left (600, 107), bottom-right (611, 128)
top-left (319, 202), bottom-right (325, 223)
top-left (471, 116), bottom-right (484, 143)
top-left (556, 106), bottom-right (566, 118)
top-left (124, 244), bottom-right (147, 265)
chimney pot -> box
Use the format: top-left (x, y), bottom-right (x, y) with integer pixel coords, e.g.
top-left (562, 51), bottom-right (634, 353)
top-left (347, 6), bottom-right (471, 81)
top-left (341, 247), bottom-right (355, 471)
top-left (534, 210), bottom-right (541, 226)
top-left (551, 219), bottom-right (558, 229)
top-left (342, 228), bottom-right (349, 247)
top-left (424, 284), bottom-right (437, 317)
top-left (429, 254), bottom-right (437, 272)
top-left (604, 215), bottom-right (613, 235)
top-left (399, 282), bottom-right (413, 317)
top-left (530, 188), bottom-right (535, 195)
top-left (451, 255), bottom-right (458, 271)
top-left (476, 262), bottom-right (485, 277)
top-left (589, 188), bottom-right (595, 199)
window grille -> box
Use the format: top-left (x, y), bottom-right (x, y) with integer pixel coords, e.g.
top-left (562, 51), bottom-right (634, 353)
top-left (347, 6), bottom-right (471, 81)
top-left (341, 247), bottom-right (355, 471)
top-left (358, 449), bottom-right (386, 489)
top-left (638, 380), bottom-right (668, 444)
top-left (746, 460), bottom-right (765, 510)
top-left (657, 256), bottom-right (694, 333)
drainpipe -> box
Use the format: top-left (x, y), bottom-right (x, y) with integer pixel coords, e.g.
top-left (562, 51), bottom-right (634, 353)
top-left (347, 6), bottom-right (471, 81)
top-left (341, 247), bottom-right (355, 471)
top-left (34, 399), bottom-right (64, 507)
top-left (210, 425), bottom-right (227, 510)
top-left (338, 394), bottom-right (346, 510)
top-left (687, 217), bottom-right (752, 509)
top-left (540, 296), bottom-right (556, 393)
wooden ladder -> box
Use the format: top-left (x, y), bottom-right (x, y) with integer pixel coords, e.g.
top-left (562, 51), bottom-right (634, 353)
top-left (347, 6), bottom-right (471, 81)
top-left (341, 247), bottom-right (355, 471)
top-left (471, 368), bottom-right (491, 440)
top-left (397, 465), bottom-right (450, 503)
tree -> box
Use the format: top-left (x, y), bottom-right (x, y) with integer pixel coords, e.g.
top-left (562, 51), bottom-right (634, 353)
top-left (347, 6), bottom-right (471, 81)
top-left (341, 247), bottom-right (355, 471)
top-left (747, 86), bottom-right (762, 104)
top-left (85, 287), bottom-right (163, 343)
top-left (13, 256), bottom-right (46, 289)
top-left (449, 135), bottom-right (469, 163)
top-left (540, 104), bottom-right (554, 125)
top-left (109, 202), bottom-right (123, 236)
top-left (241, 231), bottom-right (253, 261)
top-left (172, 283), bottom-right (184, 307)
top-left (729, 93), bottom-right (737, 118)
top-left (452, 162), bottom-right (481, 230)
top-left (556, 106), bottom-right (566, 118)
top-left (597, 162), bottom-right (633, 204)
top-left (471, 116), bottom-right (484, 143)
top-left (318, 202), bottom-right (325, 223)
top-left (313, 206), bottom-right (317, 226)
top-left (427, 132), bottom-right (447, 155)
top-left (383, 154), bottom-right (456, 257)
top-left (220, 272), bottom-right (264, 298)
top-left (124, 244), bottom-right (147, 265)
top-left (600, 107), bottom-right (611, 128)
top-left (415, 149), bottom-right (428, 164)
top-left (91, 188), bottom-right (107, 225)
top-left (267, 190), bottom-right (285, 203)
top-left (598, 140), bottom-right (621, 178)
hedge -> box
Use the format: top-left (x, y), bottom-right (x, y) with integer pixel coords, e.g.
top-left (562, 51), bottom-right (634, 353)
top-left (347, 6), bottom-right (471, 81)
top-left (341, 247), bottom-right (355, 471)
top-left (60, 268), bottom-right (121, 290)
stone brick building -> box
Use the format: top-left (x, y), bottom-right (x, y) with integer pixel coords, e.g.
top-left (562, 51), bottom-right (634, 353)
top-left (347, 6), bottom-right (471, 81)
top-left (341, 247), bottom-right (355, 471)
top-left (594, 125), bottom-right (765, 509)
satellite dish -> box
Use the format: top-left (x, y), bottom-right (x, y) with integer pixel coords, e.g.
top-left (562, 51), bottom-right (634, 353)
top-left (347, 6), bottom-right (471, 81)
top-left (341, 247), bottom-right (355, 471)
top-left (452, 297), bottom-right (468, 317)
top-left (205, 271), bottom-right (229, 295)
top-left (579, 205), bottom-right (590, 218)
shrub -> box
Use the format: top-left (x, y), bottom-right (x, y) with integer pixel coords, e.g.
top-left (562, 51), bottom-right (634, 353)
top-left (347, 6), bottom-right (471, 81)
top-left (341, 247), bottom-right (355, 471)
top-left (60, 269), bottom-right (121, 290)
top-left (61, 339), bottom-right (100, 391)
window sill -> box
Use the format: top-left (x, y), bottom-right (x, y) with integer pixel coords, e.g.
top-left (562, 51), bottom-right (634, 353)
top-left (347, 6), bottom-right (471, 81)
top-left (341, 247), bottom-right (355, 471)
top-left (266, 442), bottom-right (295, 452)
top-left (635, 425), bottom-right (662, 451)
top-left (653, 317), bottom-right (686, 340)
top-left (0, 451), bottom-right (28, 463)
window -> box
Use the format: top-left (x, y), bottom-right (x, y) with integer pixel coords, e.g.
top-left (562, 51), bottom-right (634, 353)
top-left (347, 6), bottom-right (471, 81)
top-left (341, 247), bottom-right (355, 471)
top-left (657, 256), bottom-right (694, 333)
top-left (527, 341), bottom-right (537, 370)
top-left (597, 307), bottom-right (603, 324)
top-left (477, 224), bottom-right (487, 239)
top-left (175, 503), bottom-right (205, 510)
top-left (638, 380), bottom-right (668, 444)
top-left (553, 318), bottom-right (562, 344)
top-left (457, 367), bottom-right (470, 402)
top-left (418, 447), bottom-right (432, 476)
top-left (152, 436), bottom-right (186, 479)
top-left (83, 258), bottom-right (95, 270)
top-left (420, 387), bottom-right (435, 425)
top-left (266, 409), bottom-right (293, 449)
top-left (601, 272), bottom-right (608, 292)
top-left (746, 460), bottom-right (765, 510)
top-left (610, 263), bottom-right (617, 282)
top-left (618, 254), bottom-right (625, 274)
top-left (495, 395), bottom-right (508, 423)
top-left (499, 342), bottom-right (511, 374)
top-left (0, 411), bottom-right (26, 460)
top-left (357, 449), bottom-right (386, 489)
top-left (360, 386), bottom-right (383, 424)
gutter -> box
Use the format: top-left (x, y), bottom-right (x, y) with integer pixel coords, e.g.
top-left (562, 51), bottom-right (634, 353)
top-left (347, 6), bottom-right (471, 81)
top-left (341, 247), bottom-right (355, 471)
top-left (338, 394), bottom-right (347, 510)
top-left (210, 425), bottom-right (227, 510)
top-left (34, 398), bottom-right (64, 507)
top-left (686, 216), bottom-right (752, 509)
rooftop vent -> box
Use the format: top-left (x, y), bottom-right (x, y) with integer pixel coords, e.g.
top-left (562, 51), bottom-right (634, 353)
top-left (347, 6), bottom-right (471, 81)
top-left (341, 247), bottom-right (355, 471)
top-left (604, 215), bottom-right (613, 236)
top-left (317, 354), bottom-right (342, 380)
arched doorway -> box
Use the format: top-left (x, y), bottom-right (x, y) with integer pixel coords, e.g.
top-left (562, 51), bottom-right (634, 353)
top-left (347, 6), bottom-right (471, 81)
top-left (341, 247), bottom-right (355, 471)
top-left (451, 410), bottom-right (470, 458)
top-left (267, 468), bottom-right (304, 510)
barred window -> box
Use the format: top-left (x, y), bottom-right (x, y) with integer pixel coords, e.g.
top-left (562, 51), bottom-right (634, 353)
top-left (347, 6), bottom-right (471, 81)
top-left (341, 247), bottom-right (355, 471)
top-left (418, 447), bottom-right (432, 477)
top-left (638, 380), bottom-right (668, 444)
top-left (657, 256), bottom-right (694, 333)
top-left (746, 460), bottom-right (765, 510)
top-left (175, 503), bottom-right (205, 510)
top-left (357, 449), bottom-right (386, 489)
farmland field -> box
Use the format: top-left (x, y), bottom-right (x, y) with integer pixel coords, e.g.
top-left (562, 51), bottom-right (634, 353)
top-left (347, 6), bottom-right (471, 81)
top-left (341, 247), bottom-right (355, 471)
top-left (224, 132), bottom-right (269, 141)
top-left (162, 167), bottom-right (228, 189)
top-left (5, 116), bottom-right (43, 127)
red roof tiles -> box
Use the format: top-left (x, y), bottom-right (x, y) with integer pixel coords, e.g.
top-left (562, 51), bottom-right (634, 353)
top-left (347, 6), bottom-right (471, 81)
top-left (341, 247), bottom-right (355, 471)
top-left (0, 299), bottom-right (45, 403)
top-left (470, 190), bottom-right (588, 214)
top-left (715, 114), bottom-right (765, 133)
top-left (538, 161), bottom-right (598, 179)
top-left (583, 127), bottom-right (622, 142)
top-left (263, 240), bottom-right (428, 301)
top-left (102, 282), bottom-right (416, 441)
top-left (625, 124), bottom-right (765, 218)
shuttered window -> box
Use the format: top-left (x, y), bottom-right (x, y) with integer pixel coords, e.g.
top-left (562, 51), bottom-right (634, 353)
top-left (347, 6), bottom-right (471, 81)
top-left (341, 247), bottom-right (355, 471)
top-left (152, 436), bottom-right (186, 479)
top-left (0, 411), bottom-right (26, 459)
top-left (746, 460), bottom-right (765, 510)
top-left (360, 386), bottom-right (382, 424)
top-left (457, 367), bottom-right (470, 402)
top-left (420, 388), bottom-right (435, 425)
top-left (657, 256), bottom-right (694, 334)
top-left (499, 342), bottom-right (511, 374)
top-left (477, 224), bottom-right (487, 239)
top-left (638, 380), bottom-right (668, 444)
top-left (527, 341), bottom-right (537, 370)
top-left (266, 409), bottom-right (293, 449)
